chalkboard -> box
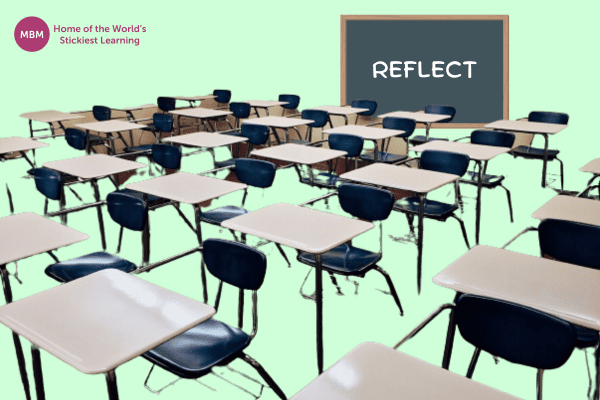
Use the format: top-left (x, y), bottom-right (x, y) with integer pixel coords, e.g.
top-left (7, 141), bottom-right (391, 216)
top-left (341, 15), bottom-right (509, 128)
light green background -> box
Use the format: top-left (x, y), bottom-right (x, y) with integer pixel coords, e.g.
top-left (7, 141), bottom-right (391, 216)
top-left (2, 1), bottom-right (600, 399)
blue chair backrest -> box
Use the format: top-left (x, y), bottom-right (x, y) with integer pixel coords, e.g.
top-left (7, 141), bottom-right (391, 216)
top-left (106, 192), bottom-right (148, 232)
top-left (338, 183), bottom-right (394, 221)
top-left (32, 168), bottom-right (62, 200)
top-left (234, 158), bottom-right (276, 188)
top-left (382, 117), bottom-right (416, 138)
top-left (153, 113), bottom-right (174, 133)
top-left (351, 100), bottom-right (377, 116)
top-left (203, 239), bottom-right (267, 291)
top-left (470, 130), bottom-right (515, 148)
top-left (157, 97), bottom-right (176, 113)
top-left (213, 90), bottom-right (231, 104)
top-left (328, 134), bottom-right (364, 158)
top-left (241, 124), bottom-right (270, 145)
top-left (65, 128), bottom-right (87, 151)
top-left (425, 104), bottom-right (456, 123)
top-left (538, 219), bottom-right (600, 270)
top-left (528, 111), bottom-right (569, 125)
top-left (302, 110), bottom-right (329, 128)
top-left (93, 106), bottom-right (111, 121)
top-left (279, 94), bottom-right (300, 110)
top-left (420, 150), bottom-right (470, 176)
top-left (230, 102), bottom-right (251, 119)
top-left (455, 295), bottom-right (576, 370)
top-left (152, 144), bottom-right (181, 170)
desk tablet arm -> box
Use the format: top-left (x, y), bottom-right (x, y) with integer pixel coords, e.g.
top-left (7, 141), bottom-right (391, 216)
top-left (501, 226), bottom-right (538, 249)
top-left (394, 303), bottom-right (454, 349)
top-left (453, 136), bottom-right (470, 142)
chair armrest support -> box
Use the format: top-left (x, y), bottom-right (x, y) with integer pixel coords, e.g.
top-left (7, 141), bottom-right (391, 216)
top-left (394, 304), bottom-right (455, 349)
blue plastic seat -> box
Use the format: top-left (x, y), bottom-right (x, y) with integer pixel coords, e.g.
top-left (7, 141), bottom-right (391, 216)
top-left (454, 294), bottom-right (577, 397)
top-left (509, 111), bottom-right (568, 189)
top-left (538, 218), bottom-right (600, 350)
top-left (409, 104), bottom-right (456, 146)
top-left (107, 191), bottom-right (151, 264)
top-left (393, 150), bottom-right (470, 249)
top-left (300, 134), bottom-right (364, 189)
top-left (65, 128), bottom-right (108, 154)
top-left (45, 252), bottom-right (136, 283)
top-left (213, 89), bottom-right (232, 109)
top-left (229, 102), bottom-right (251, 128)
top-left (290, 109), bottom-right (329, 145)
top-left (218, 124), bottom-right (271, 166)
top-left (92, 105), bottom-right (111, 121)
top-left (297, 184), bottom-right (403, 315)
top-left (125, 114), bottom-right (174, 156)
top-left (141, 239), bottom-right (286, 399)
top-left (459, 130), bottom-right (515, 222)
top-left (279, 94), bottom-right (300, 117)
top-left (360, 117), bottom-right (415, 164)
top-left (199, 159), bottom-right (275, 226)
top-left (351, 99), bottom-right (377, 124)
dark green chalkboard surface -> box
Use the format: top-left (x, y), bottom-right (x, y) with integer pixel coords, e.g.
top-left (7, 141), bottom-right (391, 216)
top-left (341, 15), bottom-right (508, 128)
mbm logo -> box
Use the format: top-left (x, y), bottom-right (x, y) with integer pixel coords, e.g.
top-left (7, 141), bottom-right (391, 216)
top-left (15, 17), bottom-right (50, 52)
top-left (21, 31), bottom-right (45, 38)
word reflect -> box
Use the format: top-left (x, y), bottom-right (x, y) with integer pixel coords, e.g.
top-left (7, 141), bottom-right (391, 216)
top-left (373, 61), bottom-right (477, 79)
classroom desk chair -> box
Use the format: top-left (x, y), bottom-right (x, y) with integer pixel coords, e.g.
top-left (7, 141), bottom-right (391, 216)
top-left (359, 117), bottom-right (415, 164)
top-left (351, 99), bottom-right (377, 124)
top-left (538, 218), bottom-right (600, 395)
top-left (289, 110), bottom-right (329, 145)
top-left (279, 94), bottom-right (300, 117)
top-left (297, 183), bottom-right (404, 315)
top-left (214, 124), bottom-right (270, 168)
top-left (124, 114), bottom-right (174, 175)
top-left (92, 105), bottom-right (112, 122)
top-left (393, 150), bottom-right (470, 249)
top-left (45, 252), bottom-right (137, 283)
top-left (457, 130), bottom-right (515, 222)
top-left (31, 168), bottom-right (89, 225)
top-left (299, 133), bottom-right (364, 190)
top-left (409, 104), bottom-right (456, 146)
top-left (229, 102), bottom-right (252, 128)
top-left (397, 294), bottom-right (578, 400)
top-left (65, 127), bottom-right (111, 155)
top-left (213, 89), bottom-right (232, 109)
top-left (141, 239), bottom-right (287, 399)
top-left (510, 111), bottom-right (568, 190)
top-left (198, 158), bottom-right (290, 266)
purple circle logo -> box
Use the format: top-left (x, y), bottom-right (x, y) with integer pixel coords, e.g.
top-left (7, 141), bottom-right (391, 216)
top-left (15, 17), bottom-right (50, 52)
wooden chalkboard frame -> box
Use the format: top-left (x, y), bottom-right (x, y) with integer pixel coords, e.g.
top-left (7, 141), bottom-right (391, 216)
top-left (341, 15), bottom-right (509, 129)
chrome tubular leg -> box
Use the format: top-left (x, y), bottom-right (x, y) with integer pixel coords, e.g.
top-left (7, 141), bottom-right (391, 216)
top-left (3, 265), bottom-right (32, 400)
top-left (315, 253), bottom-right (324, 374)
top-left (500, 184), bottom-right (514, 223)
top-left (241, 353), bottom-right (287, 400)
top-left (91, 179), bottom-right (107, 250)
top-left (6, 184), bottom-right (14, 214)
top-left (417, 194), bottom-right (425, 294)
top-left (536, 369), bottom-right (544, 400)
top-left (466, 347), bottom-right (481, 379)
top-left (106, 370), bottom-right (120, 400)
top-left (442, 306), bottom-right (457, 370)
top-left (275, 243), bottom-right (291, 268)
top-left (541, 134), bottom-right (549, 188)
top-left (475, 161), bottom-right (484, 245)
top-left (374, 266), bottom-right (404, 316)
top-left (31, 345), bottom-right (46, 400)
top-left (194, 205), bottom-right (208, 303)
top-left (450, 214), bottom-right (471, 249)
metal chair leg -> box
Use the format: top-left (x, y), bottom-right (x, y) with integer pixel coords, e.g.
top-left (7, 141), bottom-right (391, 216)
top-left (537, 369), bottom-right (544, 400)
top-left (466, 347), bottom-right (481, 379)
top-left (328, 273), bottom-right (344, 296)
top-left (451, 214), bottom-right (471, 249)
top-left (499, 184), bottom-right (514, 223)
top-left (374, 266), bottom-right (404, 316)
top-left (117, 226), bottom-right (124, 253)
top-left (556, 156), bottom-right (565, 191)
top-left (274, 243), bottom-right (291, 268)
top-left (405, 213), bottom-right (415, 235)
top-left (240, 353), bottom-right (287, 400)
